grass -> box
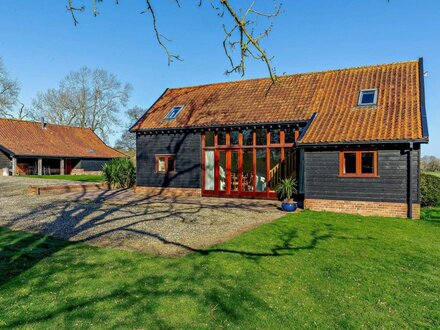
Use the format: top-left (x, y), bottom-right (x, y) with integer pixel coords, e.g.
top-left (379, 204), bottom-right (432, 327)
top-left (26, 174), bottom-right (103, 183)
top-left (424, 171), bottom-right (440, 178)
top-left (0, 210), bottom-right (439, 328)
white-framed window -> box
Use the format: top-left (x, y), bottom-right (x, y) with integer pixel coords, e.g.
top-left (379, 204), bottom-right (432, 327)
top-left (165, 106), bottom-right (184, 120)
top-left (358, 89), bottom-right (378, 106)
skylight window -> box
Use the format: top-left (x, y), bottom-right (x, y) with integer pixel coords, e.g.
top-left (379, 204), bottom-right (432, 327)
top-left (358, 89), bottom-right (377, 106)
top-left (165, 106), bottom-right (184, 120)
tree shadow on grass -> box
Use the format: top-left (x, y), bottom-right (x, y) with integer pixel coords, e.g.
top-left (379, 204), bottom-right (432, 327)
top-left (0, 187), bottom-right (280, 287)
top-left (0, 228), bottom-right (70, 286)
top-left (0, 198), bottom-right (375, 289)
top-left (0, 227), bottom-right (273, 328)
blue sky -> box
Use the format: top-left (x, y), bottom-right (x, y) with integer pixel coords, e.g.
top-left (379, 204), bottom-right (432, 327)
top-left (0, 0), bottom-right (438, 155)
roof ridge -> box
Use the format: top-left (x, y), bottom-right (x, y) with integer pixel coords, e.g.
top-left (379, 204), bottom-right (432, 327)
top-left (0, 117), bottom-right (93, 130)
top-left (168, 59), bottom-right (419, 91)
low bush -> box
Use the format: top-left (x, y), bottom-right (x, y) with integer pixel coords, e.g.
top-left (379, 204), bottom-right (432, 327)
top-left (420, 172), bottom-right (440, 207)
top-left (102, 158), bottom-right (136, 189)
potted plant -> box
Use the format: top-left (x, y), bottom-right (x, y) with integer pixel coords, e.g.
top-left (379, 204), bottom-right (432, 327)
top-left (275, 178), bottom-right (298, 212)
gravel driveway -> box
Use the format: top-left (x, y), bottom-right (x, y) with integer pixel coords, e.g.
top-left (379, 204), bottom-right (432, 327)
top-left (0, 177), bottom-right (284, 256)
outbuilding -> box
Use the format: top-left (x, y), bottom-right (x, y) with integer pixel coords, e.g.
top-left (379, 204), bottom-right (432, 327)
top-left (0, 118), bottom-right (125, 176)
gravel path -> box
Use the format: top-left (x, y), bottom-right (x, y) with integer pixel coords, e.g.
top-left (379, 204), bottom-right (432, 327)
top-left (0, 177), bottom-right (284, 256)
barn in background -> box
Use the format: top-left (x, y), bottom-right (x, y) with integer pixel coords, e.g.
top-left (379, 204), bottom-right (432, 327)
top-left (0, 118), bottom-right (125, 175)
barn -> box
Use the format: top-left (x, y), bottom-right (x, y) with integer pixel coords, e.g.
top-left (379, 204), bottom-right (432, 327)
top-left (0, 118), bottom-right (125, 176)
top-left (131, 59), bottom-right (429, 219)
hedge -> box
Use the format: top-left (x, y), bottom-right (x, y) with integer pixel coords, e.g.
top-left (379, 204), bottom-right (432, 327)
top-left (420, 172), bottom-right (440, 207)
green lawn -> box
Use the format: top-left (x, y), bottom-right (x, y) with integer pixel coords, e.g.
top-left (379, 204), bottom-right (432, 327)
top-left (425, 171), bottom-right (440, 178)
top-left (26, 174), bottom-right (103, 182)
top-left (0, 210), bottom-right (439, 328)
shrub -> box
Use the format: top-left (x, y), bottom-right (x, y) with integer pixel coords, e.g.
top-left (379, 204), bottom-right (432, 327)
top-left (102, 158), bottom-right (136, 189)
top-left (420, 172), bottom-right (440, 207)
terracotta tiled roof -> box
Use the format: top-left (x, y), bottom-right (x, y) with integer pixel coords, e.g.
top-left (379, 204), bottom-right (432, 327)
top-left (132, 60), bottom-right (428, 144)
top-left (0, 118), bottom-right (125, 158)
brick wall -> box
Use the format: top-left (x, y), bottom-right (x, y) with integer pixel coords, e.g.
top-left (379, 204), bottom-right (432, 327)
top-left (71, 169), bottom-right (102, 175)
top-left (304, 199), bottom-right (420, 220)
top-left (136, 186), bottom-right (201, 198)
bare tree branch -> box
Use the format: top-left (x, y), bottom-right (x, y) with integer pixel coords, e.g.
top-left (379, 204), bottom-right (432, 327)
top-left (66, 0), bottom-right (84, 26)
top-left (141, 0), bottom-right (182, 65)
top-left (217, 0), bottom-right (281, 82)
top-left (64, 1), bottom-right (282, 81)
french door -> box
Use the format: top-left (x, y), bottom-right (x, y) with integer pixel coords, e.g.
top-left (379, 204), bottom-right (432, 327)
top-left (201, 129), bottom-right (298, 199)
top-left (204, 149), bottom-right (276, 198)
top-left (216, 150), bottom-right (239, 195)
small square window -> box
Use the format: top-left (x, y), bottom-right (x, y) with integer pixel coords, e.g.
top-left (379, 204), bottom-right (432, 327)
top-left (156, 155), bottom-right (176, 173)
top-left (339, 150), bottom-right (377, 177)
top-left (358, 89), bottom-right (377, 106)
top-left (165, 106), bottom-right (184, 120)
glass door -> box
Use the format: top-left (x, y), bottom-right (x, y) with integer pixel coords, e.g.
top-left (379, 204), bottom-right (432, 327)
top-left (218, 151), bottom-right (227, 192)
top-left (216, 150), bottom-right (240, 195)
top-left (230, 150), bottom-right (239, 194)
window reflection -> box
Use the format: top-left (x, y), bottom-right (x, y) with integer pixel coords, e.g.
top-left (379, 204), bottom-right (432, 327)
top-left (256, 128), bottom-right (267, 145)
top-left (242, 129), bottom-right (253, 146)
top-left (256, 149), bottom-right (266, 192)
top-left (270, 129), bottom-right (280, 144)
top-left (269, 149), bottom-right (281, 191)
top-left (217, 131), bottom-right (227, 145)
top-left (242, 149), bottom-right (254, 191)
top-left (205, 131), bottom-right (214, 147)
top-left (230, 130), bottom-right (239, 145)
top-left (285, 127), bottom-right (295, 144)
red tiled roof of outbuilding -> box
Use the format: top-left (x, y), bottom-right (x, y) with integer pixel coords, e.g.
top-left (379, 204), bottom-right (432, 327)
top-left (0, 118), bottom-right (125, 158)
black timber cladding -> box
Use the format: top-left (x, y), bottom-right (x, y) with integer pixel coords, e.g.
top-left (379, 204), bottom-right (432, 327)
top-left (0, 150), bottom-right (11, 169)
top-left (74, 159), bottom-right (111, 171)
top-left (136, 132), bottom-right (201, 188)
top-left (304, 146), bottom-right (420, 203)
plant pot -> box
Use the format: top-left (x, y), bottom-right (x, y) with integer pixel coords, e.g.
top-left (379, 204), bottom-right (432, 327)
top-left (281, 201), bottom-right (297, 212)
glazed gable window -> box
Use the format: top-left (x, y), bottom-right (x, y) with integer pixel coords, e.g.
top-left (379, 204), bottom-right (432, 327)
top-left (156, 155), bottom-right (176, 173)
top-left (340, 150), bottom-right (377, 177)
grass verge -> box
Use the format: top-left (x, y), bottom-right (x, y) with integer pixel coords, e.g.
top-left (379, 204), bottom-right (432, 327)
top-left (26, 175), bottom-right (103, 183)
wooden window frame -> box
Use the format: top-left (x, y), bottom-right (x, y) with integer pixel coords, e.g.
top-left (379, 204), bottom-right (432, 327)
top-left (339, 150), bottom-right (378, 178)
top-left (201, 127), bottom-right (300, 198)
top-left (155, 154), bottom-right (176, 174)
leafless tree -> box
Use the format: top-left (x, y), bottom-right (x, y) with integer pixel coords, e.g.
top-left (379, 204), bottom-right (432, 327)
top-left (66, 0), bottom-right (282, 81)
top-left (115, 106), bottom-right (146, 151)
top-left (421, 155), bottom-right (440, 172)
top-left (31, 67), bottom-right (132, 142)
top-left (0, 57), bottom-right (21, 118)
